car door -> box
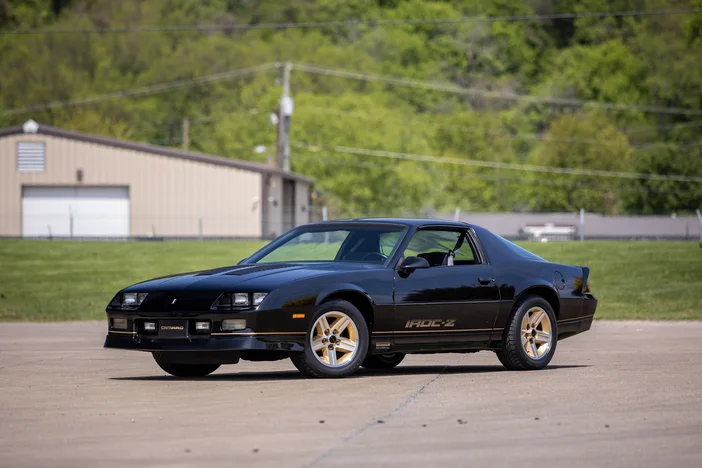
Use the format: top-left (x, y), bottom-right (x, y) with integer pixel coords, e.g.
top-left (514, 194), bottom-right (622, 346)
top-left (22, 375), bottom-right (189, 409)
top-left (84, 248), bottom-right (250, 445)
top-left (392, 228), bottom-right (500, 350)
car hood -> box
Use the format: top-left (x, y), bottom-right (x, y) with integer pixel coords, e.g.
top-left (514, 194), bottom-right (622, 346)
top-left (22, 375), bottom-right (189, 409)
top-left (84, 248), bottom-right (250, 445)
top-left (123, 262), bottom-right (384, 293)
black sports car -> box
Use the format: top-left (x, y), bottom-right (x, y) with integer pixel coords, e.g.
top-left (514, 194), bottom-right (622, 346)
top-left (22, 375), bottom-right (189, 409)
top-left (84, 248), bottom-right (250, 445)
top-left (104, 219), bottom-right (597, 378)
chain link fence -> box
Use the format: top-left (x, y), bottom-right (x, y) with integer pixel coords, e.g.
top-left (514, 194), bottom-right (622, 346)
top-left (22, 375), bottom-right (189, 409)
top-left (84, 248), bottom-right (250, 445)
top-left (1, 208), bottom-right (701, 241)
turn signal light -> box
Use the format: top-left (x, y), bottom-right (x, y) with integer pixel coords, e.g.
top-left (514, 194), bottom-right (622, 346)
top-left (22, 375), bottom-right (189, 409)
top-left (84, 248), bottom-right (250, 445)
top-left (222, 319), bottom-right (246, 331)
top-left (112, 318), bottom-right (128, 330)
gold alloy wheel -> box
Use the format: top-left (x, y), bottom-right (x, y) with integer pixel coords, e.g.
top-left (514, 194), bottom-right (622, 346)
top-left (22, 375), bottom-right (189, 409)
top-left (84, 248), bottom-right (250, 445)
top-left (521, 306), bottom-right (553, 359)
top-left (311, 311), bottom-right (359, 367)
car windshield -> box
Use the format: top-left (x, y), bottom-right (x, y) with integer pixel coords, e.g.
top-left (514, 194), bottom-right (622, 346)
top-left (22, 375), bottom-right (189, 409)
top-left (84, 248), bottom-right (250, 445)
top-left (247, 225), bottom-right (407, 264)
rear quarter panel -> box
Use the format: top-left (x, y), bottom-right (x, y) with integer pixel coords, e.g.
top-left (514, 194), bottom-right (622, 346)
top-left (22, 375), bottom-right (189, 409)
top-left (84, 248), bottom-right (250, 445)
top-left (472, 226), bottom-right (590, 338)
top-left (490, 261), bottom-right (589, 334)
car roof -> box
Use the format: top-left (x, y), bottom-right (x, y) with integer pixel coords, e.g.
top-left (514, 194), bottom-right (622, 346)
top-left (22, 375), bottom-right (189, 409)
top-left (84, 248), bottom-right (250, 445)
top-left (303, 218), bottom-right (472, 229)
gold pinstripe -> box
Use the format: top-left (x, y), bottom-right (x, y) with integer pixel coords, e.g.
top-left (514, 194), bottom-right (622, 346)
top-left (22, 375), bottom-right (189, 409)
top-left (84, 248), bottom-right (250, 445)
top-left (210, 331), bottom-right (306, 336)
top-left (372, 328), bottom-right (503, 335)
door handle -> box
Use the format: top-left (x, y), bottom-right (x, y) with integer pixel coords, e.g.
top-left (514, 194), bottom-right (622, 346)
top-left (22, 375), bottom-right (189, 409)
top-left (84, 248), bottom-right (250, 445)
top-left (478, 277), bottom-right (494, 285)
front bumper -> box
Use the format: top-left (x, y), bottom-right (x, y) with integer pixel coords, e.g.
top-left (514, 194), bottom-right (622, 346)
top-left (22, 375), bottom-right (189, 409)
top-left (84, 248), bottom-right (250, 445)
top-left (104, 331), bottom-right (305, 352)
top-left (104, 310), bottom-right (306, 353)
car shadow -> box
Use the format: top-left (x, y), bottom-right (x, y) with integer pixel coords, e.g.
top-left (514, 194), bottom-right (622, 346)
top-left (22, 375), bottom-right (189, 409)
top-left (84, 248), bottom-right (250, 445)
top-left (110, 364), bottom-right (589, 382)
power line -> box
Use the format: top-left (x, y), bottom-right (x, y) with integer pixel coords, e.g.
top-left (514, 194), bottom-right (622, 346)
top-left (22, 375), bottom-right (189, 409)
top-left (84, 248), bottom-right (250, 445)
top-left (301, 105), bottom-right (619, 147)
top-left (5, 60), bottom-right (700, 119)
top-left (293, 142), bottom-right (702, 183)
top-left (300, 105), bottom-right (702, 151)
top-left (3, 8), bottom-right (700, 34)
top-left (294, 63), bottom-right (702, 116)
top-left (624, 119), bottom-right (702, 135)
top-left (296, 153), bottom-right (702, 195)
top-left (0, 63), bottom-right (278, 117)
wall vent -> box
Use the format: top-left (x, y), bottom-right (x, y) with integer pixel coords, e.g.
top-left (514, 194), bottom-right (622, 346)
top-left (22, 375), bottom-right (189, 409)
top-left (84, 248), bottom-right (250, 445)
top-left (17, 142), bottom-right (45, 172)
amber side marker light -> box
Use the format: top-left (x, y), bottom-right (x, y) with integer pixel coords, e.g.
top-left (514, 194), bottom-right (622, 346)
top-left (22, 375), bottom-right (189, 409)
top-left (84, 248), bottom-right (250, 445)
top-left (292, 314), bottom-right (305, 319)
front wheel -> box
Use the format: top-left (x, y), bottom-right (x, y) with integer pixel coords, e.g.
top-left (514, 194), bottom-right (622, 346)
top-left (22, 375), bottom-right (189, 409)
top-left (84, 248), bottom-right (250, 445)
top-left (362, 353), bottom-right (405, 369)
top-left (496, 295), bottom-right (557, 371)
top-left (152, 352), bottom-right (220, 377)
top-left (290, 300), bottom-right (369, 378)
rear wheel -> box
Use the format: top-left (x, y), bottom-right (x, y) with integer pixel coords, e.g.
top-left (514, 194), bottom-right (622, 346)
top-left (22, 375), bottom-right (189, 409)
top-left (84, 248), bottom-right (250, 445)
top-left (152, 352), bottom-right (220, 377)
top-left (361, 353), bottom-right (405, 369)
top-left (291, 300), bottom-right (369, 378)
top-left (496, 295), bottom-right (557, 371)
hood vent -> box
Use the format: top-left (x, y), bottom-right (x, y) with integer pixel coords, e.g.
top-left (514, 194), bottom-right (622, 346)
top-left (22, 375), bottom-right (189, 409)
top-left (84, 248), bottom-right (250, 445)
top-left (195, 265), bottom-right (247, 276)
top-left (224, 264), bottom-right (295, 276)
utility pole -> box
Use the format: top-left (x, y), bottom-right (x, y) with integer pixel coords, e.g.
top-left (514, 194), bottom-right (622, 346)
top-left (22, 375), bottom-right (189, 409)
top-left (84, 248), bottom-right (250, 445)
top-left (276, 62), bottom-right (293, 173)
top-left (182, 117), bottom-right (190, 150)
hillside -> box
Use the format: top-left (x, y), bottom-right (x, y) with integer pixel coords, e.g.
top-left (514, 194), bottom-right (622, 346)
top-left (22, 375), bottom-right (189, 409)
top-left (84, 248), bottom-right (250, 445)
top-left (1, 0), bottom-right (701, 217)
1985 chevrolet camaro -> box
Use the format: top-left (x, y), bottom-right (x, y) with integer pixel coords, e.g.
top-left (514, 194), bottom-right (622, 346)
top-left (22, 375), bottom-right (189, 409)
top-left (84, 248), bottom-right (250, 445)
top-left (105, 219), bottom-right (597, 378)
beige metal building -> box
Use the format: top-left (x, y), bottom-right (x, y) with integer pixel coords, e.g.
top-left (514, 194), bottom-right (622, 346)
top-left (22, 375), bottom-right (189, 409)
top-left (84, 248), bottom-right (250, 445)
top-left (0, 120), bottom-right (312, 239)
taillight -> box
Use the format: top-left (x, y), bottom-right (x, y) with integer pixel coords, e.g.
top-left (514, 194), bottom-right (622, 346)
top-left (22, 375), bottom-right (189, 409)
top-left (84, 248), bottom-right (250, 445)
top-left (583, 282), bottom-right (591, 293)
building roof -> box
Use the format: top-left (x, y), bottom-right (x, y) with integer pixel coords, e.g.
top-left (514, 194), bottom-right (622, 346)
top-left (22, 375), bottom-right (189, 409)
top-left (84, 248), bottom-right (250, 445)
top-left (0, 121), bottom-right (313, 184)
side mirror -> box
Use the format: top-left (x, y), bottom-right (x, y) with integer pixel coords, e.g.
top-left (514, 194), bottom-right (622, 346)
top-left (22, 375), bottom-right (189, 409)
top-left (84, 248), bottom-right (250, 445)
top-left (398, 256), bottom-right (430, 272)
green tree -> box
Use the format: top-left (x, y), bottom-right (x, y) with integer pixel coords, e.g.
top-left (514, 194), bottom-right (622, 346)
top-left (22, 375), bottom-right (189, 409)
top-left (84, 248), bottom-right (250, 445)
top-left (524, 114), bottom-right (633, 214)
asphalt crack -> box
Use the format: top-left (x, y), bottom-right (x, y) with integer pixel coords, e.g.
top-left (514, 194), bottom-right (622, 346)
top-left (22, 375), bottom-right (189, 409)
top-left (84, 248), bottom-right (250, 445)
top-left (304, 356), bottom-right (462, 468)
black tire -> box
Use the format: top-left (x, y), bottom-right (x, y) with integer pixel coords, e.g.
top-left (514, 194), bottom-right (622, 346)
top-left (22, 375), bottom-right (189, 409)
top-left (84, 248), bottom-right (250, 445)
top-left (362, 353), bottom-right (405, 369)
top-left (290, 299), bottom-right (369, 378)
top-left (496, 295), bottom-right (558, 371)
top-left (152, 352), bottom-right (220, 377)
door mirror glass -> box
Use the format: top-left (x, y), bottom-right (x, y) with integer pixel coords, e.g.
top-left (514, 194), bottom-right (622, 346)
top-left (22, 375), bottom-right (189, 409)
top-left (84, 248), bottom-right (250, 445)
top-left (398, 256), bottom-right (430, 271)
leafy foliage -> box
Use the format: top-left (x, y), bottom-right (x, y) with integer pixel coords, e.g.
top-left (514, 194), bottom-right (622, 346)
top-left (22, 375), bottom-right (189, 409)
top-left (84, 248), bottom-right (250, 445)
top-left (1, 0), bottom-right (700, 216)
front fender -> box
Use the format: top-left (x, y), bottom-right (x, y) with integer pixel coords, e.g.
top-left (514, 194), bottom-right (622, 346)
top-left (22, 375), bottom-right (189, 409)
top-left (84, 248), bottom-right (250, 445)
top-left (315, 283), bottom-right (375, 307)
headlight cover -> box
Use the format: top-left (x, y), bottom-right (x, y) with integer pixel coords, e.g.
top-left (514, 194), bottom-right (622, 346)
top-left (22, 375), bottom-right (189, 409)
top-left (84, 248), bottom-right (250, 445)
top-left (120, 292), bottom-right (148, 308)
top-left (213, 292), bottom-right (268, 310)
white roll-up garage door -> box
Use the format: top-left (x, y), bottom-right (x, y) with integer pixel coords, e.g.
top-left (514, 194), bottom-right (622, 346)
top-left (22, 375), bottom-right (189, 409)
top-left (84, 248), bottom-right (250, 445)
top-left (22, 186), bottom-right (130, 238)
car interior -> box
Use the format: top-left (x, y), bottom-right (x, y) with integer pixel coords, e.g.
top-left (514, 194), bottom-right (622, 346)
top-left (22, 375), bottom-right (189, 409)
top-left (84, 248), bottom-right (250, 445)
top-left (336, 229), bottom-right (478, 266)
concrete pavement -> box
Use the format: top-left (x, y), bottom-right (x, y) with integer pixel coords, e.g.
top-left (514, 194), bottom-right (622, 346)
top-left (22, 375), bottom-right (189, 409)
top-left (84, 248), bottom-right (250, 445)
top-left (1, 321), bottom-right (701, 467)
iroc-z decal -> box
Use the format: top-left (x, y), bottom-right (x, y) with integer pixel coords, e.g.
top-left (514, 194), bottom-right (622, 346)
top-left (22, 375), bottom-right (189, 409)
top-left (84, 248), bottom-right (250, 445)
top-left (405, 319), bottom-right (456, 329)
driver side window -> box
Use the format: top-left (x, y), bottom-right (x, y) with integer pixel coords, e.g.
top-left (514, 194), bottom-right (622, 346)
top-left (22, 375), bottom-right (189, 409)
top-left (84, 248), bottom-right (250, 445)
top-left (403, 230), bottom-right (477, 267)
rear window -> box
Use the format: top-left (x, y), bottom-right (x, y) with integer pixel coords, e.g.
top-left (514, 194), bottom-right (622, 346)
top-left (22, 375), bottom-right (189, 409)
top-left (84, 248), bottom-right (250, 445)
top-left (494, 235), bottom-right (545, 261)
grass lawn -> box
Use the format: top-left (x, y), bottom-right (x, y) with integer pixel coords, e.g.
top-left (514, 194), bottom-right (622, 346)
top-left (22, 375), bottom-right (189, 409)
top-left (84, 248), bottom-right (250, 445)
top-left (0, 239), bottom-right (700, 321)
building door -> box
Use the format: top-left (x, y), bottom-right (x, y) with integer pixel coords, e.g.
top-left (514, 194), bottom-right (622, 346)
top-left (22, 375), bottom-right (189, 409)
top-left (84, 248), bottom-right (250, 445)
top-left (22, 186), bottom-right (130, 237)
top-left (282, 180), bottom-right (295, 233)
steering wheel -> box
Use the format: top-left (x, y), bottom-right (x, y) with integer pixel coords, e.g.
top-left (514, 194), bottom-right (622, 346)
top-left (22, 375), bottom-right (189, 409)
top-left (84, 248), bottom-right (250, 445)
top-left (362, 252), bottom-right (388, 263)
